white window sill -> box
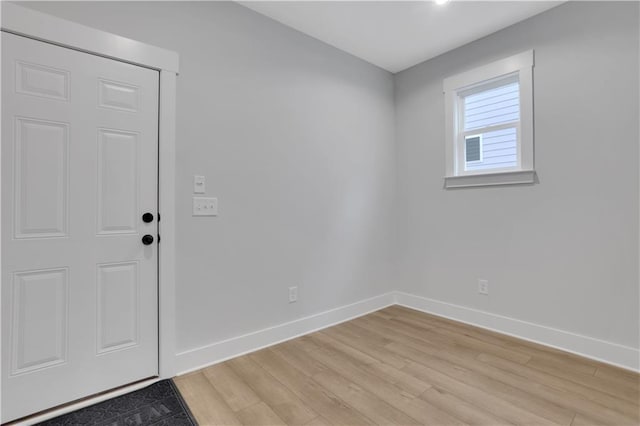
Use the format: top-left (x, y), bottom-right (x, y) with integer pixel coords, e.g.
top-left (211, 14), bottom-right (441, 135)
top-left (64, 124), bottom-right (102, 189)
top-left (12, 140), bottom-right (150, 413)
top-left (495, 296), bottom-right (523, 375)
top-left (444, 170), bottom-right (536, 189)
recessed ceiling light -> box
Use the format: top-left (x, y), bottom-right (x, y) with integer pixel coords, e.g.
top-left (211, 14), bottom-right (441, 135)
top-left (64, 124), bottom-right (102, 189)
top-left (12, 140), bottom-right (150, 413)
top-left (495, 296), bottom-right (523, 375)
top-left (435, 0), bottom-right (450, 5)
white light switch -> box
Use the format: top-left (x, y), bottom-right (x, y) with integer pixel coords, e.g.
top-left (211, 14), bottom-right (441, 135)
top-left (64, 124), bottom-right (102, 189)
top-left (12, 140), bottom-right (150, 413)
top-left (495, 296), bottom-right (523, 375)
top-left (193, 197), bottom-right (217, 216)
top-left (193, 175), bottom-right (206, 194)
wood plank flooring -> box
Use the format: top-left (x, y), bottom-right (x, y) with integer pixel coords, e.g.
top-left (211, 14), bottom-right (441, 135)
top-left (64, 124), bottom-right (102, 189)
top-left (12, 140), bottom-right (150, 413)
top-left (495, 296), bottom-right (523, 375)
top-left (174, 306), bottom-right (640, 425)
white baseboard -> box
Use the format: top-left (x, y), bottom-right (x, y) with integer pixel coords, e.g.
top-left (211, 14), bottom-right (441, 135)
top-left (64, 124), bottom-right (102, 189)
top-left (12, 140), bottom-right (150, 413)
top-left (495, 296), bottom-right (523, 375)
top-left (395, 291), bottom-right (640, 372)
top-left (175, 290), bottom-right (639, 375)
top-left (175, 292), bottom-right (397, 375)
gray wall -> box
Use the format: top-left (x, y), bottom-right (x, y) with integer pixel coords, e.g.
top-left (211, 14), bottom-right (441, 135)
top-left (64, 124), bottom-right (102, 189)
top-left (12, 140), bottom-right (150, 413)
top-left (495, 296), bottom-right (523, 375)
top-left (395, 1), bottom-right (639, 348)
top-left (21, 1), bottom-right (640, 355)
top-left (24, 1), bottom-right (397, 354)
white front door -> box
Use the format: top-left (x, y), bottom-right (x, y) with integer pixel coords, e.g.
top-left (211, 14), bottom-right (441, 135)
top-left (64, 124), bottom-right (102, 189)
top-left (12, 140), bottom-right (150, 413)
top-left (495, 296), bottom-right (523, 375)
top-left (1, 32), bottom-right (159, 422)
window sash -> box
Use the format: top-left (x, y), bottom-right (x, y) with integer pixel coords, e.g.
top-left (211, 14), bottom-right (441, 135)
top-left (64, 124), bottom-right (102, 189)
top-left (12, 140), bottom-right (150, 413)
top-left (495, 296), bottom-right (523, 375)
top-left (461, 120), bottom-right (519, 137)
top-left (456, 120), bottom-right (521, 175)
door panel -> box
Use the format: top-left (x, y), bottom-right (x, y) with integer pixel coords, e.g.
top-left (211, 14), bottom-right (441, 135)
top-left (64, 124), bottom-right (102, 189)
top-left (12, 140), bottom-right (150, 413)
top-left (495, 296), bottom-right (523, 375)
top-left (16, 61), bottom-right (70, 101)
top-left (11, 268), bottom-right (68, 375)
top-left (98, 79), bottom-right (140, 112)
top-left (2, 32), bottom-right (159, 422)
top-left (96, 262), bottom-right (139, 354)
top-left (97, 128), bottom-right (139, 234)
top-left (14, 117), bottom-right (69, 238)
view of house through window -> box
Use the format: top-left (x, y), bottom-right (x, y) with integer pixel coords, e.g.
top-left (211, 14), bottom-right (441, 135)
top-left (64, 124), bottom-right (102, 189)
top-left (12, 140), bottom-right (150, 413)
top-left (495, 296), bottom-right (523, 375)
top-left (461, 76), bottom-right (520, 172)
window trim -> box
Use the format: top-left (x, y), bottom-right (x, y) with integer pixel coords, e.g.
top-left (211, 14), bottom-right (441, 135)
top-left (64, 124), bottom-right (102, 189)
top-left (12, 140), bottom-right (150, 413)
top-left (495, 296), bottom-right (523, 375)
top-left (443, 50), bottom-right (535, 188)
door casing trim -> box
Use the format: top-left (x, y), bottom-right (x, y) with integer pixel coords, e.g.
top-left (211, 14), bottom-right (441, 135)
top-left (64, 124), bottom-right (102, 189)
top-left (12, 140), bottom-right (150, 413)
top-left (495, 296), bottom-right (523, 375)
top-left (1, 3), bottom-right (179, 420)
top-left (1, 3), bottom-right (178, 73)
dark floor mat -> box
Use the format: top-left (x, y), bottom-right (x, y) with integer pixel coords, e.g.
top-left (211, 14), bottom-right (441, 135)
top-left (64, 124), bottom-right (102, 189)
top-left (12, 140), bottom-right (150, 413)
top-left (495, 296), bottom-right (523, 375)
top-left (37, 379), bottom-right (197, 426)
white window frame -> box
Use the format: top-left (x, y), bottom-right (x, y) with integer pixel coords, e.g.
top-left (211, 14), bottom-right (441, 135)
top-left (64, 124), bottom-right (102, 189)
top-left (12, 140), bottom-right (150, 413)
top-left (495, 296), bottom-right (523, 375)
top-left (443, 50), bottom-right (535, 188)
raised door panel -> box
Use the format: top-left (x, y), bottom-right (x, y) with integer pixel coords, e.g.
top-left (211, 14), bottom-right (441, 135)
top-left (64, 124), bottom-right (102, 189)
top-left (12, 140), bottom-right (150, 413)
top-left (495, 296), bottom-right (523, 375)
top-left (11, 268), bottom-right (68, 375)
top-left (96, 262), bottom-right (139, 354)
top-left (16, 61), bottom-right (69, 101)
top-left (14, 118), bottom-right (69, 239)
top-left (97, 129), bottom-right (139, 235)
top-left (98, 79), bottom-right (139, 112)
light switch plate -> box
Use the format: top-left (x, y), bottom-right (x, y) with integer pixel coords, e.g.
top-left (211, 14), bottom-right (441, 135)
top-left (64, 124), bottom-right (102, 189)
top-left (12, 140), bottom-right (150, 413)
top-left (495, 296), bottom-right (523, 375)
top-left (193, 175), bottom-right (205, 194)
top-left (193, 197), bottom-right (217, 216)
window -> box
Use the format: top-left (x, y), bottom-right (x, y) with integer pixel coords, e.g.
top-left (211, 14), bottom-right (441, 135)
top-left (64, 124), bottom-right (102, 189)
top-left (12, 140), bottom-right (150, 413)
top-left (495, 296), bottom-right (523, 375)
top-left (443, 51), bottom-right (535, 188)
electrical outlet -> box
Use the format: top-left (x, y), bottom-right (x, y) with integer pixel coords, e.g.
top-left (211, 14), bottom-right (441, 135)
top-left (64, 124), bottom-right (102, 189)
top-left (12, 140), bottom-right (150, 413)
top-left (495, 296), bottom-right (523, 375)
top-left (478, 279), bottom-right (489, 295)
top-left (192, 197), bottom-right (217, 216)
top-left (288, 286), bottom-right (298, 303)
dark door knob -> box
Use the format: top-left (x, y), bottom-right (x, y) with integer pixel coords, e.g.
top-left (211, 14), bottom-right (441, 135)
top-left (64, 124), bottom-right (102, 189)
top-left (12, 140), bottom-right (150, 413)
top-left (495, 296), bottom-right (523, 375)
top-left (142, 234), bottom-right (154, 245)
top-left (142, 213), bottom-right (154, 223)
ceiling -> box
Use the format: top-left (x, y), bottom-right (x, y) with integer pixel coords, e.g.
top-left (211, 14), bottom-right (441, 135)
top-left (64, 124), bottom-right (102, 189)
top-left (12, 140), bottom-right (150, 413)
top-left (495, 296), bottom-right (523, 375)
top-left (239, 1), bottom-right (563, 73)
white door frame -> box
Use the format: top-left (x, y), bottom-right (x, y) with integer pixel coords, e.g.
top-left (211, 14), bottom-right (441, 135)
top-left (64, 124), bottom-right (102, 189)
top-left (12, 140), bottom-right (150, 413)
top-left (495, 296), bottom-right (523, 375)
top-left (1, 2), bottom-right (179, 419)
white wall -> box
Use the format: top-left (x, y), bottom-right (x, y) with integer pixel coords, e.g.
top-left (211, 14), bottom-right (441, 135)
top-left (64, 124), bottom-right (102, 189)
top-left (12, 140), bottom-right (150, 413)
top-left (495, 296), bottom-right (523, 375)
top-left (23, 1), bottom-right (397, 357)
top-left (395, 1), bottom-right (639, 349)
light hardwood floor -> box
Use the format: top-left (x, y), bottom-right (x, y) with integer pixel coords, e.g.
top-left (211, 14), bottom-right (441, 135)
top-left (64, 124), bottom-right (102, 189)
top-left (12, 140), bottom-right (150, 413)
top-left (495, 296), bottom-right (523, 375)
top-left (174, 306), bottom-right (640, 425)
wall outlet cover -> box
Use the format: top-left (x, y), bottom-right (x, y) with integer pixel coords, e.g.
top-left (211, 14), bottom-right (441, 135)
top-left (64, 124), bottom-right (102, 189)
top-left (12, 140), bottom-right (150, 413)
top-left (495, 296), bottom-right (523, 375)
top-left (478, 279), bottom-right (489, 295)
top-left (193, 197), bottom-right (217, 216)
top-left (288, 286), bottom-right (298, 303)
